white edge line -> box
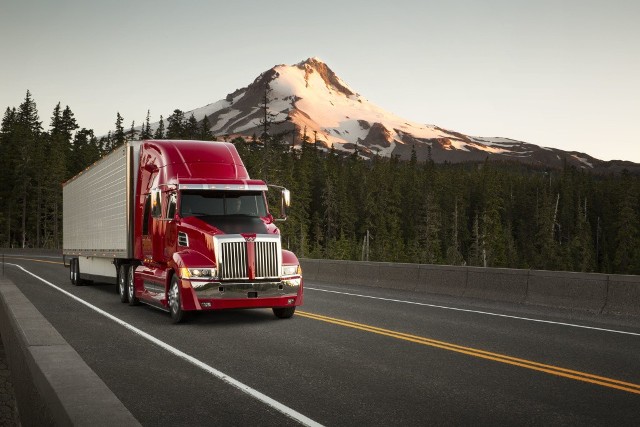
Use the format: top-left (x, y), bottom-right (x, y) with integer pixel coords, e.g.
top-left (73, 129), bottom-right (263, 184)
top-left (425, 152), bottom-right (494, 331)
top-left (8, 264), bottom-right (323, 427)
top-left (306, 286), bottom-right (640, 337)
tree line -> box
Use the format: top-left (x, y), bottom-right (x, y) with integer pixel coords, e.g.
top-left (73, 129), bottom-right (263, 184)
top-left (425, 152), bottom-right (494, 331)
top-left (1, 91), bottom-right (639, 274)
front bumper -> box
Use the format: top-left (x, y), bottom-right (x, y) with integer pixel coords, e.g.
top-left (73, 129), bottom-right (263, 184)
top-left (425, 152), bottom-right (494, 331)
top-left (180, 276), bottom-right (303, 311)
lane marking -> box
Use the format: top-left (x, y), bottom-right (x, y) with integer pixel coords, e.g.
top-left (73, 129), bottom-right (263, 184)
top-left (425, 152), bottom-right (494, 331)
top-left (2, 254), bottom-right (62, 260)
top-left (3, 256), bottom-right (64, 265)
top-left (6, 264), bottom-right (323, 427)
top-left (297, 310), bottom-right (640, 395)
top-left (306, 286), bottom-right (640, 337)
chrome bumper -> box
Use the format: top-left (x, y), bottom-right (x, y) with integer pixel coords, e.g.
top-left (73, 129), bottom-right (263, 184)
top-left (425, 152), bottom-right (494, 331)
top-left (189, 277), bottom-right (301, 299)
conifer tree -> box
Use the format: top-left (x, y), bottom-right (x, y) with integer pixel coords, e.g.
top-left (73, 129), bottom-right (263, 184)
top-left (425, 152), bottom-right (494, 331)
top-left (113, 112), bottom-right (125, 148)
top-left (140, 110), bottom-right (152, 139)
top-left (129, 120), bottom-right (136, 141)
top-left (14, 90), bottom-right (44, 247)
top-left (185, 113), bottom-right (198, 140)
top-left (199, 115), bottom-right (213, 140)
top-left (613, 190), bottom-right (640, 274)
top-left (166, 109), bottom-right (185, 139)
top-left (154, 115), bottom-right (165, 139)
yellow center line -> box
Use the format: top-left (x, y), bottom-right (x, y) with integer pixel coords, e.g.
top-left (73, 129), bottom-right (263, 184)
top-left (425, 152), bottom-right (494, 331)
top-left (3, 256), bottom-right (64, 265)
top-left (298, 310), bottom-right (640, 395)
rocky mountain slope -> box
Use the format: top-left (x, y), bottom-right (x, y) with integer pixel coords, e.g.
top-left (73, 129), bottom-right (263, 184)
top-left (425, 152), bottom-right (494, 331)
top-left (175, 57), bottom-right (638, 173)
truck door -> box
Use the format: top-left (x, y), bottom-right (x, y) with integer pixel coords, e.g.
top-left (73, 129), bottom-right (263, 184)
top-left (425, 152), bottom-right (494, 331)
top-left (141, 194), bottom-right (153, 261)
top-left (164, 192), bottom-right (178, 260)
top-left (149, 188), bottom-right (166, 264)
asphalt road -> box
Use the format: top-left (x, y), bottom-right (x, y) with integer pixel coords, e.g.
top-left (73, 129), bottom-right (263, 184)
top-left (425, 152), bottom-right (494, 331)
top-left (2, 253), bottom-right (639, 426)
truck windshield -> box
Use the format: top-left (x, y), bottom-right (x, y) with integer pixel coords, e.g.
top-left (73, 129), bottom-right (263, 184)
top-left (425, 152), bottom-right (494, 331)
top-left (180, 191), bottom-right (267, 218)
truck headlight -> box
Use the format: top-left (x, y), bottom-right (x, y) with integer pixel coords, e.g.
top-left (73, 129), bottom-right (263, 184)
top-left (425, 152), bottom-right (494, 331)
top-left (180, 267), bottom-right (217, 279)
top-left (282, 265), bottom-right (301, 276)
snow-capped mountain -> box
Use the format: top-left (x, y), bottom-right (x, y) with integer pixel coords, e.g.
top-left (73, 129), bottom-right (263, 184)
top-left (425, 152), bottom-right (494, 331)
top-left (174, 58), bottom-right (636, 172)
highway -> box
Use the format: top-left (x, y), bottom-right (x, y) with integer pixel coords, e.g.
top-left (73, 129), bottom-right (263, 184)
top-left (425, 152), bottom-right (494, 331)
top-left (2, 253), bottom-right (639, 426)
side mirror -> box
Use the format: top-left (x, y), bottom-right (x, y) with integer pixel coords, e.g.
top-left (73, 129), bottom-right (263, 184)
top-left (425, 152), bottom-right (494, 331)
top-left (267, 185), bottom-right (291, 222)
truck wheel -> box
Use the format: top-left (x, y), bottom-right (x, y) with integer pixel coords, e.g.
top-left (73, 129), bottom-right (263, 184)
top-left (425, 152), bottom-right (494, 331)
top-left (69, 258), bottom-right (75, 284)
top-left (118, 264), bottom-right (129, 303)
top-left (128, 265), bottom-right (140, 306)
top-left (168, 276), bottom-right (187, 323)
top-left (70, 258), bottom-right (82, 286)
top-left (272, 306), bottom-right (296, 319)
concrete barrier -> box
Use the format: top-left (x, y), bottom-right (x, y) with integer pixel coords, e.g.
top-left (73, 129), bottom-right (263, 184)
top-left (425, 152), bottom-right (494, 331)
top-left (602, 274), bottom-right (640, 316)
top-left (0, 278), bottom-right (140, 426)
top-left (345, 261), bottom-right (382, 287)
top-left (317, 259), bottom-right (350, 285)
top-left (300, 258), bottom-right (320, 282)
top-left (301, 258), bottom-right (640, 317)
top-left (417, 264), bottom-right (467, 297)
top-left (376, 262), bottom-right (421, 291)
top-left (465, 267), bottom-right (529, 304)
top-left (523, 270), bottom-right (608, 312)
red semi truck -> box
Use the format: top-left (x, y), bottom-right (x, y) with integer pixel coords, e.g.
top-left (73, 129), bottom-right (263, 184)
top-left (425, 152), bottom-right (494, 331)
top-left (63, 139), bottom-right (303, 322)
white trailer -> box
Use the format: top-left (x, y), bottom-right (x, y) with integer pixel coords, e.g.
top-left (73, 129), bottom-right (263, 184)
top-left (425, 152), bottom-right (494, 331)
top-left (63, 142), bottom-right (140, 284)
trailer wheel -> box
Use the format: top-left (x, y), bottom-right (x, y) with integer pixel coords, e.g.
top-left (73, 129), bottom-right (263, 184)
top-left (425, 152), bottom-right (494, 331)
top-left (70, 258), bottom-right (82, 286)
top-left (127, 265), bottom-right (140, 306)
top-left (118, 264), bottom-right (129, 303)
top-left (272, 306), bottom-right (296, 319)
top-left (69, 258), bottom-right (75, 284)
top-left (168, 276), bottom-right (187, 323)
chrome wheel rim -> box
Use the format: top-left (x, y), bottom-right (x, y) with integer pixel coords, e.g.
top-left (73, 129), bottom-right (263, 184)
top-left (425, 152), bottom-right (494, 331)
top-left (119, 268), bottom-right (126, 295)
top-left (169, 282), bottom-right (179, 314)
top-left (128, 268), bottom-right (134, 300)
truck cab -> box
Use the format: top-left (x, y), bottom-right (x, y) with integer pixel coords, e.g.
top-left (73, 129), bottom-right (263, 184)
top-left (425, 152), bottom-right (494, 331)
top-left (123, 140), bottom-right (303, 322)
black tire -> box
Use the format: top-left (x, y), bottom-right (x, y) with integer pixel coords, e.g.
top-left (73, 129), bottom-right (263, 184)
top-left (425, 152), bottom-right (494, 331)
top-left (168, 276), bottom-right (187, 323)
top-left (272, 306), bottom-right (296, 319)
top-left (118, 264), bottom-right (129, 303)
top-left (70, 258), bottom-right (82, 286)
top-left (127, 265), bottom-right (140, 306)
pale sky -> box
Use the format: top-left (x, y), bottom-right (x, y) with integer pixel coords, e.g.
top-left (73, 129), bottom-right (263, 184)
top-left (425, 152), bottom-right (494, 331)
top-left (1, 0), bottom-right (639, 162)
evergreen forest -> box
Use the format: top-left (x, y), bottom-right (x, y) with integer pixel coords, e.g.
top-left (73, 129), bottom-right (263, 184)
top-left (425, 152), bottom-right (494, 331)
top-left (2, 91), bottom-right (640, 275)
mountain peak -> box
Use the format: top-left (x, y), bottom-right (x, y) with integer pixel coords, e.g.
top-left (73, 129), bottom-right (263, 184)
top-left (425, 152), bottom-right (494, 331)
top-left (297, 56), bottom-right (325, 66)
top-left (293, 57), bottom-right (355, 97)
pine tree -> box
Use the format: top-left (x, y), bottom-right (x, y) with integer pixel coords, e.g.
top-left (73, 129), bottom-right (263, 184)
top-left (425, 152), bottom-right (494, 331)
top-left (113, 112), bottom-right (125, 148)
top-left (185, 113), bottom-right (198, 140)
top-left (154, 115), bottom-right (165, 139)
top-left (568, 197), bottom-right (596, 272)
top-left (41, 103), bottom-right (77, 247)
top-left (199, 115), bottom-right (213, 140)
top-left (140, 110), bottom-right (152, 139)
top-left (14, 90), bottom-right (44, 247)
top-left (613, 190), bottom-right (640, 274)
top-left (129, 120), bottom-right (136, 141)
top-left (166, 109), bottom-right (185, 139)
top-left (0, 107), bottom-right (18, 245)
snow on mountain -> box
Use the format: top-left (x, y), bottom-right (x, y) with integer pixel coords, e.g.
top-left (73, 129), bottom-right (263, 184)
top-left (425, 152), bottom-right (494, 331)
top-left (146, 57), bottom-right (638, 172)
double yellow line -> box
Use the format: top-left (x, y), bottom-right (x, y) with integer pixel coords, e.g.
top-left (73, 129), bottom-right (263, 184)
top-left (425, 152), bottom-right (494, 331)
top-left (298, 311), bottom-right (640, 395)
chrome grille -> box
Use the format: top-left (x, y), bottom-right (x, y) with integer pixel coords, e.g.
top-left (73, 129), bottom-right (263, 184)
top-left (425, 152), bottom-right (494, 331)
top-left (220, 241), bottom-right (248, 279)
top-left (216, 236), bottom-right (281, 280)
top-left (255, 241), bottom-right (279, 278)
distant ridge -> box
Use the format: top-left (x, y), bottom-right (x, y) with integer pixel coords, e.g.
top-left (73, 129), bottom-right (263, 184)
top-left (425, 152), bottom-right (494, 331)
top-left (151, 58), bottom-right (640, 173)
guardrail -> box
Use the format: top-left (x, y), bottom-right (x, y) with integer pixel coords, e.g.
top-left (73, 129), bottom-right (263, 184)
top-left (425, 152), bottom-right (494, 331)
top-left (0, 278), bottom-right (140, 426)
top-left (300, 259), bottom-right (640, 316)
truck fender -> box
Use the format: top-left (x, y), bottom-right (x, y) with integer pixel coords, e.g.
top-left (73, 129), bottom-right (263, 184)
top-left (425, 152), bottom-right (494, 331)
top-left (170, 250), bottom-right (211, 311)
top-left (281, 249), bottom-right (299, 266)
